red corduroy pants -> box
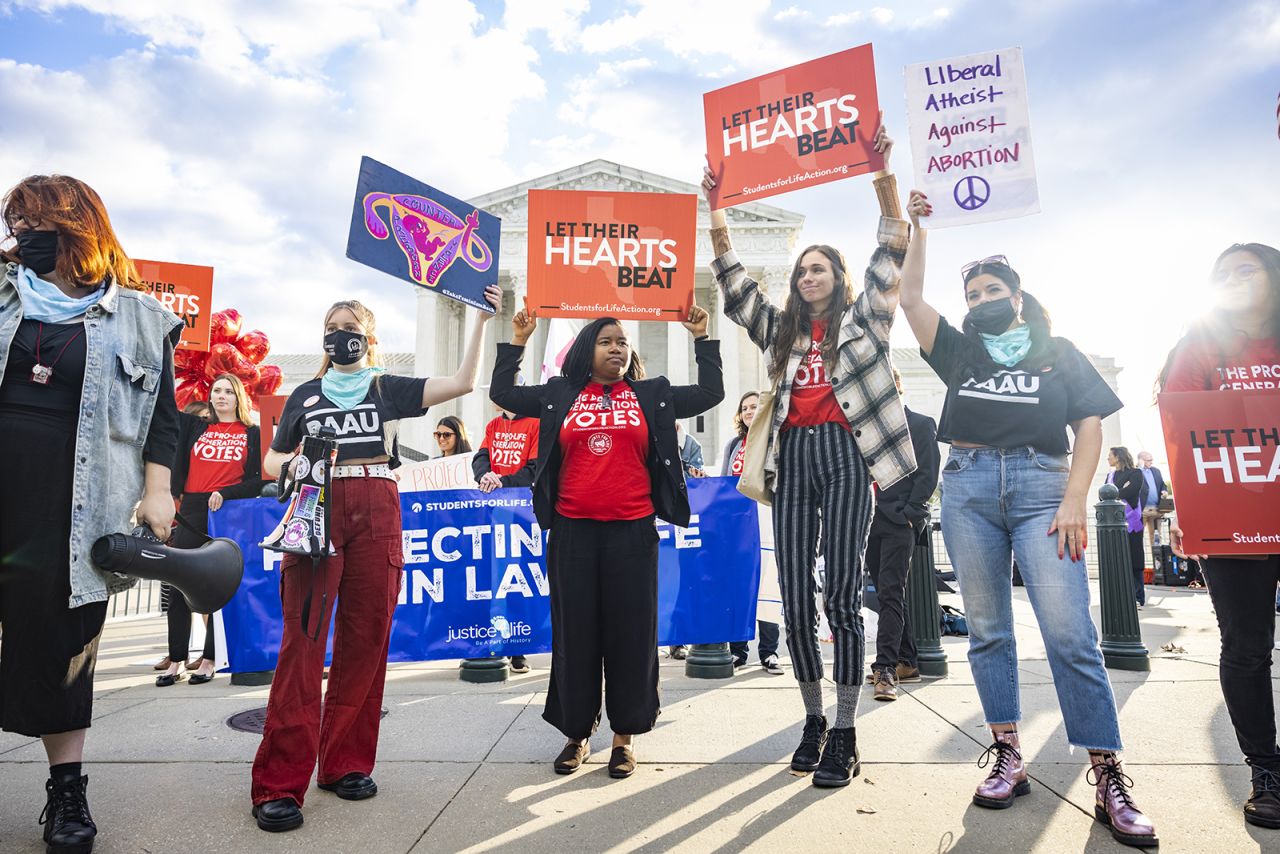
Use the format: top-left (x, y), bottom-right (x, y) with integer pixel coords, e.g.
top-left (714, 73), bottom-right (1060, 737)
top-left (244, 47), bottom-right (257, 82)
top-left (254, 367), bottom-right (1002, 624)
top-left (251, 475), bottom-right (403, 806)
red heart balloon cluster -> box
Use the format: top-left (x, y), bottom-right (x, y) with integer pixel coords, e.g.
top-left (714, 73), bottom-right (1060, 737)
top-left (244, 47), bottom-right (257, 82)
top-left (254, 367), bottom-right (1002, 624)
top-left (174, 308), bottom-right (283, 410)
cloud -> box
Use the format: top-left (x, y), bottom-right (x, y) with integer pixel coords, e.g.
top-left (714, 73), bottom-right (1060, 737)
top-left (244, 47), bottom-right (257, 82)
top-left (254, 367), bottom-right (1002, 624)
top-left (0, 1), bottom-right (550, 353)
top-left (773, 5), bottom-right (807, 21)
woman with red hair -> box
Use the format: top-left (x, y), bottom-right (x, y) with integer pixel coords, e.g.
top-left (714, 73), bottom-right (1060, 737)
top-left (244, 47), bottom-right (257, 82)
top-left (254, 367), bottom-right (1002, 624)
top-left (0, 174), bottom-right (182, 853)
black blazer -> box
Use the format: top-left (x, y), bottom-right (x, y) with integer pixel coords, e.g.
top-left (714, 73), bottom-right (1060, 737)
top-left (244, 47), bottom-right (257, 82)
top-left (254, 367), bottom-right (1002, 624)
top-left (1110, 467), bottom-right (1143, 510)
top-left (874, 407), bottom-right (940, 527)
top-left (490, 338), bottom-right (724, 530)
top-left (170, 411), bottom-right (265, 500)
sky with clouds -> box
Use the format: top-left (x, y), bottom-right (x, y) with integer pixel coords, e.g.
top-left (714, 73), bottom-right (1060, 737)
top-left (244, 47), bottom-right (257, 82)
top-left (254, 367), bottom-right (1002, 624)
top-left (1, 0), bottom-right (1277, 456)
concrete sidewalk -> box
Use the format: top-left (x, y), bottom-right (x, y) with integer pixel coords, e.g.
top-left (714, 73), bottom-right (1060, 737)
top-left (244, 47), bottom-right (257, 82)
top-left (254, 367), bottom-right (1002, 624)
top-left (0, 584), bottom-right (1274, 853)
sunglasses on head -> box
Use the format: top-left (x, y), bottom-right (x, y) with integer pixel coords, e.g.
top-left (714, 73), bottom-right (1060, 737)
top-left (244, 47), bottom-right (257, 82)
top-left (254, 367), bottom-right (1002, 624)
top-left (433, 431), bottom-right (456, 439)
top-left (960, 254), bottom-right (1011, 280)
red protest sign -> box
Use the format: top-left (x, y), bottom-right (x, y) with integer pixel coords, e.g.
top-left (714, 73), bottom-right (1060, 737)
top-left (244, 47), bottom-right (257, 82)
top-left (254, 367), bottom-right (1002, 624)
top-left (257, 394), bottom-right (288, 475)
top-left (134, 259), bottom-right (214, 351)
top-left (1158, 390), bottom-right (1280, 554)
top-left (703, 43), bottom-right (883, 210)
top-left (526, 189), bottom-right (696, 321)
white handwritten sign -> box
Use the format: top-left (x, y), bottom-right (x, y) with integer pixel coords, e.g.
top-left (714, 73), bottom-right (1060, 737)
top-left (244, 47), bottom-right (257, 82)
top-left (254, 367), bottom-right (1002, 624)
top-left (904, 47), bottom-right (1040, 228)
top-left (396, 452), bottom-right (477, 493)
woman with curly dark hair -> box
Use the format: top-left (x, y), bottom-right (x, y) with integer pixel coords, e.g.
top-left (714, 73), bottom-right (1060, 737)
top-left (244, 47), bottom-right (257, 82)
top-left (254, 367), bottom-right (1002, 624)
top-left (490, 304), bottom-right (722, 779)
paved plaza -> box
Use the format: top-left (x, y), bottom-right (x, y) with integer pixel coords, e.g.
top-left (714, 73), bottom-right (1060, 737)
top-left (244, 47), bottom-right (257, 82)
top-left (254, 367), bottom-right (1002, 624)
top-left (1, 584), bottom-right (1275, 853)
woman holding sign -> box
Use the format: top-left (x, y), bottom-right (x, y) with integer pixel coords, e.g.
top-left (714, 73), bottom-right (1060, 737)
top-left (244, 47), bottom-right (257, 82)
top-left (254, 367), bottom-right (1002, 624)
top-left (897, 190), bottom-right (1157, 847)
top-left (250, 287), bottom-right (501, 833)
top-left (702, 122), bottom-right (912, 789)
top-left (490, 302), bottom-right (722, 779)
top-left (159, 373), bottom-right (264, 687)
top-left (1161, 242), bottom-right (1280, 831)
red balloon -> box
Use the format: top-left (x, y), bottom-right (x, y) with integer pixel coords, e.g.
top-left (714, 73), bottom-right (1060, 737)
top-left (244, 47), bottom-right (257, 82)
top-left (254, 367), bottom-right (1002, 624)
top-left (236, 330), bottom-right (271, 364)
top-left (232, 357), bottom-right (261, 388)
top-left (175, 383), bottom-right (200, 412)
top-left (253, 364), bottom-right (283, 397)
top-left (173, 348), bottom-right (208, 383)
top-left (210, 309), bottom-right (243, 346)
top-left (175, 379), bottom-right (210, 412)
top-left (204, 342), bottom-right (241, 379)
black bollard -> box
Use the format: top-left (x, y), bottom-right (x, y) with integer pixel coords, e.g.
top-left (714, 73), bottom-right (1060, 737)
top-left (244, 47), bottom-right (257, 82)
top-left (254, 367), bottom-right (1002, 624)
top-left (1095, 483), bottom-right (1150, 671)
top-left (459, 656), bottom-right (510, 683)
top-left (907, 521), bottom-right (948, 677)
top-left (685, 642), bottom-right (736, 679)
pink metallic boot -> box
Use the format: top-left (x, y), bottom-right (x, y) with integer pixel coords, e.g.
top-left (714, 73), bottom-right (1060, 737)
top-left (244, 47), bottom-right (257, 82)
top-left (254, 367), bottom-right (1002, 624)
top-left (973, 730), bottom-right (1030, 809)
top-left (1089, 754), bottom-right (1158, 848)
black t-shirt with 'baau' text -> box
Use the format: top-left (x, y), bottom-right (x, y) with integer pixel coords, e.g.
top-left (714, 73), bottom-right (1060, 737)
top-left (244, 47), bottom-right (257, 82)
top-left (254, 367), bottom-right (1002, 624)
top-left (270, 374), bottom-right (427, 467)
top-left (922, 317), bottom-right (1122, 455)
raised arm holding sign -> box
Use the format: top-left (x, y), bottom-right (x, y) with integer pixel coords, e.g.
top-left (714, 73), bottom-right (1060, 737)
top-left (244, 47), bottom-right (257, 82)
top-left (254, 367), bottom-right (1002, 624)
top-left (703, 43), bottom-right (884, 209)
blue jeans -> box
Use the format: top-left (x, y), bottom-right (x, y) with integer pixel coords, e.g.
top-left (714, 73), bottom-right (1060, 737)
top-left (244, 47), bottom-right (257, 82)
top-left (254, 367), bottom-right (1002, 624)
top-left (940, 447), bottom-right (1123, 752)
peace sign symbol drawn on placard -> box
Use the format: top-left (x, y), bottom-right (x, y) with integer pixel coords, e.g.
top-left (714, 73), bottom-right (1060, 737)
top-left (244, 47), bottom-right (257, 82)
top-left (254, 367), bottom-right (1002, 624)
top-left (953, 175), bottom-right (991, 211)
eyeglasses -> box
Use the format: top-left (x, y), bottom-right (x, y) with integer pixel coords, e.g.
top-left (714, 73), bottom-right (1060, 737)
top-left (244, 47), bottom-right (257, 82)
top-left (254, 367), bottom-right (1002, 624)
top-left (1211, 264), bottom-right (1261, 285)
top-left (599, 385), bottom-right (613, 411)
top-left (960, 254), bottom-right (1011, 279)
top-left (433, 431), bottom-right (456, 440)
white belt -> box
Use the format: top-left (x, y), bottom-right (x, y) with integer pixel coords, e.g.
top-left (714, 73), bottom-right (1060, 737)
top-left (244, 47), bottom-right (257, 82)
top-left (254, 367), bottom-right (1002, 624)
top-left (331, 463), bottom-right (395, 480)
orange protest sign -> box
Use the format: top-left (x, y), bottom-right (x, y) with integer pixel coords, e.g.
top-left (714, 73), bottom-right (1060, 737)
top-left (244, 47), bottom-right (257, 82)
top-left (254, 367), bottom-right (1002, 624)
top-left (134, 259), bottom-right (214, 351)
top-left (526, 189), bottom-right (696, 321)
top-left (703, 43), bottom-right (883, 210)
top-left (257, 394), bottom-right (288, 475)
top-left (1159, 390), bottom-right (1280, 554)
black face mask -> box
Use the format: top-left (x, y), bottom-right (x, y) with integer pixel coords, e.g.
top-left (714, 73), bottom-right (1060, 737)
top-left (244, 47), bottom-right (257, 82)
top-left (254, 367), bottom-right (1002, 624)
top-left (323, 329), bottom-right (368, 366)
top-left (964, 297), bottom-right (1017, 336)
top-left (16, 230), bottom-right (59, 276)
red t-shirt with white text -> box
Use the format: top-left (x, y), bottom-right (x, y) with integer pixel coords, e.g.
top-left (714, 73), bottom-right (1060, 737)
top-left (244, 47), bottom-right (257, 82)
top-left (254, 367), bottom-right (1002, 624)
top-left (481, 415), bottom-right (540, 475)
top-left (784, 319), bottom-right (849, 430)
top-left (186, 421), bottom-right (249, 494)
top-left (728, 439), bottom-right (747, 476)
top-left (1164, 334), bottom-right (1280, 392)
top-left (557, 382), bottom-right (654, 520)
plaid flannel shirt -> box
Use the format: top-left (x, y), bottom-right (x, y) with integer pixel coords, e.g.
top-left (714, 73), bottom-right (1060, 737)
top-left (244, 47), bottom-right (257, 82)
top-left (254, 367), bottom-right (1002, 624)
top-left (710, 214), bottom-right (916, 490)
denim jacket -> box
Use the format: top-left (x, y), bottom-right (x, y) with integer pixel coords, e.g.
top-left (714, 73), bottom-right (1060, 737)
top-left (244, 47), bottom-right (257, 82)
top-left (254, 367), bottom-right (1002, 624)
top-left (0, 262), bottom-right (182, 607)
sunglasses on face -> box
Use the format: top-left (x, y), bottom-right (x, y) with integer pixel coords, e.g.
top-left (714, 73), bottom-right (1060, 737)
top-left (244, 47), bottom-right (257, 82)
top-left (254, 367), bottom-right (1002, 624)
top-left (433, 431), bottom-right (456, 440)
top-left (1212, 264), bottom-right (1261, 284)
top-left (960, 254), bottom-right (1011, 280)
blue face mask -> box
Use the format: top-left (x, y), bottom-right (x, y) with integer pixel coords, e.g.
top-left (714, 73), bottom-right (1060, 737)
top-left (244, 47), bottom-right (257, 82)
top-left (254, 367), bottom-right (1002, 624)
top-left (979, 324), bottom-right (1032, 367)
top-left (14, 265), bottom-right (105, 323)
top-left (321, 365), bottom-right (385, 410)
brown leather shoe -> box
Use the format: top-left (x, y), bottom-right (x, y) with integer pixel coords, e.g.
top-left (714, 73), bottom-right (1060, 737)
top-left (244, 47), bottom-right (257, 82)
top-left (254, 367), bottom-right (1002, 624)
top-left (1090, 755), bottom-right (1158, 847)
top-left (553, 741), bottom-right (589, 775)
top-left (153, 656), bottom-right (172, 671)
top-left (608, 745), bottom-right (636, 779)
top-left (895, 663), bottom-right (922, 683)
top-left (872, 668), bottom-right (897, 702)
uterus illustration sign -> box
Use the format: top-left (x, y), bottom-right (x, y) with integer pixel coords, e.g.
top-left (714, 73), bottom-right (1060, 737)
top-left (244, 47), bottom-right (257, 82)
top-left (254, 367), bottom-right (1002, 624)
top-left (346, 156), bottom-right (500, 313)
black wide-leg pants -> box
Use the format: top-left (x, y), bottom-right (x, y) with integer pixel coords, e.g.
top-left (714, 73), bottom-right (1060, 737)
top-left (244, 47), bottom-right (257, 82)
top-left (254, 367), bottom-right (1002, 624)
top-left (542, 514), bottom-right (661, 740)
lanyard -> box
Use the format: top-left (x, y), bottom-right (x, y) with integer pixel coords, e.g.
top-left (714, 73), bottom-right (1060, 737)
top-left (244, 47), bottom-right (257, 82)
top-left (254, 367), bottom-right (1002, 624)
top-left (31, 321), bottom-right (85, 386)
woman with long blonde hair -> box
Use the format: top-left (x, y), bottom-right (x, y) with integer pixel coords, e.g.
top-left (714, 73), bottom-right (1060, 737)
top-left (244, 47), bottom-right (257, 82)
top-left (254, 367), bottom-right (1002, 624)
top-left (163, 372), bottom-right (266, 686)
top-left (250, 287), bottom-right (501, 833)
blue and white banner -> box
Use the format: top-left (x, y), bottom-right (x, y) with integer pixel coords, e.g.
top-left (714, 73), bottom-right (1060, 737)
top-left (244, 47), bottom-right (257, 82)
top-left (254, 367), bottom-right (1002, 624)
top-left (209, 477), bottom-right (761, 672)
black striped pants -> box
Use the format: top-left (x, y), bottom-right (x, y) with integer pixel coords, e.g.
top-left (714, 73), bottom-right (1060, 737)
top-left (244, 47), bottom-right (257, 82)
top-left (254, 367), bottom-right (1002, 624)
top-left (774, 423), bottom-right (873, 686)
